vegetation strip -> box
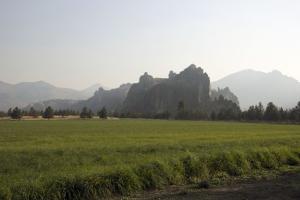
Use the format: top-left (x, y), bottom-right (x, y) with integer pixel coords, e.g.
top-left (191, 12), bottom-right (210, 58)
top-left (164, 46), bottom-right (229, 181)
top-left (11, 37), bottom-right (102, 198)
top-left (1, 148), bottom-right (299, 200)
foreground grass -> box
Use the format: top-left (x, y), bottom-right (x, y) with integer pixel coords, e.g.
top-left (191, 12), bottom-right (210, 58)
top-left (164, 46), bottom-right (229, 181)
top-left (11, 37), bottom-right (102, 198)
top-left (0, 119), bottom-right (299, 199)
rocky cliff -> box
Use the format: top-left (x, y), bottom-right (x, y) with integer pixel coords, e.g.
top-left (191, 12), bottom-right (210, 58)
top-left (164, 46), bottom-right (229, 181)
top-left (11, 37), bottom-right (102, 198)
top-left (123, 64), bottom-right (211, 114)
top-left (210, 87), bottom-right (239, 105)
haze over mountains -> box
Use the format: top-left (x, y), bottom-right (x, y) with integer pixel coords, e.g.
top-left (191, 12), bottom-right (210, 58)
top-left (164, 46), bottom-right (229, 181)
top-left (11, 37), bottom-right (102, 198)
top-left (212, 69), bottom-right (300, 109)
top-left (0, 66), bottom-right (299, 112)
top-left (0, 81), bottom-right (102, 111)
top-left (23, 65), bottom-right (238, 114)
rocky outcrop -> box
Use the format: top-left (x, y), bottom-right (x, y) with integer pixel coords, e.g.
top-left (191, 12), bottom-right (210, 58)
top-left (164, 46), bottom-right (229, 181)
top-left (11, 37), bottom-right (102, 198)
top-left (210, 87), bottom-right (239, 105)
top-left (123, 64), bottom-right (211, 114)
top-left (23, 64), bottom-right (240, 116)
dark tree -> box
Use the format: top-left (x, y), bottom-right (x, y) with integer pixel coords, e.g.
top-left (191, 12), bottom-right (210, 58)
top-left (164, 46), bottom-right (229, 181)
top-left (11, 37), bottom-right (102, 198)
top-left (210, 111), bottom-right (216, 120)
top-left (264, 102), bottom-right (279, 121)
top-left (11, 107), bottom-right (22, 119)
top-left (80, 107), bottom-right (88, 118)
top-left (278, 108), bottom-right (289, 121)
top-left (7, 108), bottom-right (12, 117)
top-left (80, 107), bottom-right (93, 119)
top-left (255, 102), bottom-right (264, 120)
top-left (43, 106), bottom-right (54, 119)
top-left (98, 107), bottom-right (108, 119)
top-left (29, 107), bottom-right (39, 118)
top-left (245, 102), bottom-right (264, 121)
top-left (246, 105), bottom-right (256, 120)
top-left (153, 111), bottom-right (170, 119)
top-left (176, 101), bottom-right (188, 119)
top-left (177, 101), bottom-right (184, 112)
top-left (87, 109), bottom-right (93, 119)
top-left (0, 111), bottom-right (6, 118)
top-left (289, 101), bottom-right (300, 122)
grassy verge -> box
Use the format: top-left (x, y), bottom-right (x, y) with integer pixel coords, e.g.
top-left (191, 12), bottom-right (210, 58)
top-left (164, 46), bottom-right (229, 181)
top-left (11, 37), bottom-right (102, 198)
top-left (1, 147), bottom-right (299, 200)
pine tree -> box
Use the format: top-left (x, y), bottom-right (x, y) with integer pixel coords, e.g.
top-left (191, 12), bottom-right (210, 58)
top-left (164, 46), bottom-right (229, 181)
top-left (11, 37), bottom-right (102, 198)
top-left (7, 108), bottom-right (12, 117)
top-left (210, 111), bottom-right (216, 120)
top-left (43, 106), bottom-right (54, 119)
top-left (87, 109), bottom-right (93, 119)
top-left (29, 107), bottom-right (38, 118)
top-left (11, 107), bottom-right (22, 119)
top-left (98, 107), bottom-right (107, 119)
top-left (264, 102), bottom-right (279, 121)
top-left (80, 107), bottom-right (93, 119)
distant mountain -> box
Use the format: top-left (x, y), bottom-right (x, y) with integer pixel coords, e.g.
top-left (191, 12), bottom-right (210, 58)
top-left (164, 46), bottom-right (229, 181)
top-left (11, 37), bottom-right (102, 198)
top-left (25, 99), bottom-right (80, 111)
top-left (80, 83), bottom-right (103, 97)
top-left (25, 84), bottom-right (132, 112)
top-left (72, 84), bottom-right (132, 112)
top-left (0, 81), bottom-right (101, 111)
top-left (212, 69), bottom-right (300, 109)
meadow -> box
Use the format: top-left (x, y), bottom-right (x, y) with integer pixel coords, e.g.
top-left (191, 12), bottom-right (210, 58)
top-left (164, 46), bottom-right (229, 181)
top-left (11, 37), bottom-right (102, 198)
top-left (0, 119), bottom-right (299, 199)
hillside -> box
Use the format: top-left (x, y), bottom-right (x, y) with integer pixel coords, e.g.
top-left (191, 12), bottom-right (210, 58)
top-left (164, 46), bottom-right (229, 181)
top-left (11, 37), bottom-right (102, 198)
top-left (212, 70), bottom-right (300, 109)
top-left (72, 83), bottom-right (132, 112)
top-left (25, 84), bottom-right (132, 112)
top-left (0, 81), bottom-right (100, 111)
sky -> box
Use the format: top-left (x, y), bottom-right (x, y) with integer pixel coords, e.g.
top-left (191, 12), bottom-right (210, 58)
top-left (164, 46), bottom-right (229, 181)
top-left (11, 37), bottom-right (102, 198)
top-left (0, 0), bottom-right (300, 90)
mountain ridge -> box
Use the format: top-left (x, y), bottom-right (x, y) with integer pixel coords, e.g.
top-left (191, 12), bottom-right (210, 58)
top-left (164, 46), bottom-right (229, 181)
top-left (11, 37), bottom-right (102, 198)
top-left (212, 69), bottom-right (300, 109)
top-left (0, 81), bottom-right (102, 111)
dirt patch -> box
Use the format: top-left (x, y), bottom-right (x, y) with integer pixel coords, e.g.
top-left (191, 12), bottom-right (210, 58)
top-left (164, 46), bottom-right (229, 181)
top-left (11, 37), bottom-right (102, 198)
top-left (128, 173), bottom-right (300, 200)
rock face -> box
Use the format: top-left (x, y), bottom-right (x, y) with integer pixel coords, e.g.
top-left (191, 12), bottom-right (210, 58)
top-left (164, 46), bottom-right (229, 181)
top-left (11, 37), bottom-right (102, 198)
top-left (210, 87), bottom-right (239, 105)
top-left (123, 64), bottom-right (211, 114)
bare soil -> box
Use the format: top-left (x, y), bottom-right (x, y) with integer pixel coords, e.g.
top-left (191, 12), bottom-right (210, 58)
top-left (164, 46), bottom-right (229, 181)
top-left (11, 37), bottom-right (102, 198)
top-left (128, 172), bottom-right (300, 200)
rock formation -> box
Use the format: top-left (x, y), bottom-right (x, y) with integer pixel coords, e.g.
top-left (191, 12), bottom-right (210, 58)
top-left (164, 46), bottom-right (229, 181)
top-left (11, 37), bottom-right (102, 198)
top-left (123, 64), bottom-right (211, 114)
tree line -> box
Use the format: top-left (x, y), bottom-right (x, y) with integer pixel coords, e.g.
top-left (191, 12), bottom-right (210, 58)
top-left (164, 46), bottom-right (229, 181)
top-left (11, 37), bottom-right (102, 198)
top-left (3, 106), bottom-right (108, 120)
top-left (173, 100), bottom-right (300, 123)
top-left (241, 102), bottom-right (300, 122)
top-left (112, 98), bottom-right (300, 123)
top-left (2, 99), bottom-right (300, 123)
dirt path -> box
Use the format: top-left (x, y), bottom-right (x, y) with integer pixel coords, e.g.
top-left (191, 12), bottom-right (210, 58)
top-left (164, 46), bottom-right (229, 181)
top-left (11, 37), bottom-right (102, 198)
top-left (128, 173), bottom-right (300, 200)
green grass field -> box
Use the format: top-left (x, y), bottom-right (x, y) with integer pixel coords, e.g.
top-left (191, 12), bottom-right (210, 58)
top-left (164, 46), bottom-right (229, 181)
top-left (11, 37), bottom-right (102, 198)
top-left (0, 119), bottom-right (299, 199)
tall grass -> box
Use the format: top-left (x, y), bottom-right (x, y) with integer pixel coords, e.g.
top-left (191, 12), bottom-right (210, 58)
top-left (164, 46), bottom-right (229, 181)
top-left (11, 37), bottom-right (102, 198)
top-left (2, 147), bottom-right (299, 200)
top-left (0, 120), bottom-right (299, 199)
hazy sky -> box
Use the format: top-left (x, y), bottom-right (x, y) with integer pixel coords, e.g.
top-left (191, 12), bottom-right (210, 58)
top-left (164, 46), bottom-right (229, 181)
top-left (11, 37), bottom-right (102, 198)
top-left (1, 0), bottom-right (300, 89)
